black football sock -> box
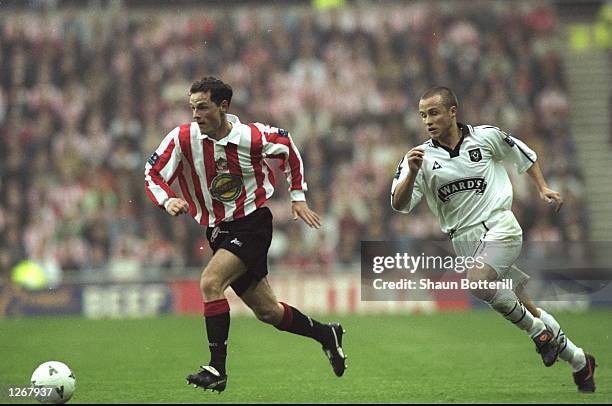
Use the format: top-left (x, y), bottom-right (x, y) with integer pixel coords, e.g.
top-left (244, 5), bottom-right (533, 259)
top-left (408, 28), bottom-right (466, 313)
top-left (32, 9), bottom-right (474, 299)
top-left (275, 302), bottom-right (330, 344)
top-left (204, 299), bottom-right (230, 375)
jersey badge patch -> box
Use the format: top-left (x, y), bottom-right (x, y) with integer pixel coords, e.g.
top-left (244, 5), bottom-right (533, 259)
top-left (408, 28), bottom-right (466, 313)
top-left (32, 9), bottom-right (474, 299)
top-left (468, 148), bottom-right (482, 162)
top-left (148, 152), bottom-right (160, 166)
top-left (433, 161), bottom-right (442, 170)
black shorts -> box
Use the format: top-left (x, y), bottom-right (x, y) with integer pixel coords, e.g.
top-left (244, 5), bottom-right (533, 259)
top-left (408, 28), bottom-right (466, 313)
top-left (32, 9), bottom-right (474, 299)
top-left (205, 207), bottom-right (273, 296)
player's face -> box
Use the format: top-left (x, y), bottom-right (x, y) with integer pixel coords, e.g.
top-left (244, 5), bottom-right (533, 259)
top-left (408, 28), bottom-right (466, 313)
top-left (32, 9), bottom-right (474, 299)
top-left (190, 91), bottom-right (227, 136)
top-left (418, 95), bottom-right (456, 140)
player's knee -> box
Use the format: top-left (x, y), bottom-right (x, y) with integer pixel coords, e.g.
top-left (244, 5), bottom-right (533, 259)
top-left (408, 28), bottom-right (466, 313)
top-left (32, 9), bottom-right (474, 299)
top-left (252, 303), bottom-right (283, 325)
top-left (200, 272), bottom-right (223, 300)
top-left (467, 264), bottom-right (496, 284)
top-left (466, 265), bottom-right (497, 301)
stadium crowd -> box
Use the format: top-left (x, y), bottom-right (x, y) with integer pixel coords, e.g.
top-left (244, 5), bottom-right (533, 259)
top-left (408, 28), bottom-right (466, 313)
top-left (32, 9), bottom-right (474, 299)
top-left (0, 1), bottom-right (589, 282)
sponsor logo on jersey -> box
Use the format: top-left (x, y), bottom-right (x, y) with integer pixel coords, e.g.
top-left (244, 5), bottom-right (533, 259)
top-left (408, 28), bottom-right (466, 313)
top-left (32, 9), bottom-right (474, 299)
top-left (437, 177), bottom-right (487, 202)
top-left (210, 173), bottom-right (243, 202)
top-left (468, 148), bottom-right (482, 162)
top-left (504, 135), bottom-right (515, 147)
top-left (433, 161), bottom-right (442, 170)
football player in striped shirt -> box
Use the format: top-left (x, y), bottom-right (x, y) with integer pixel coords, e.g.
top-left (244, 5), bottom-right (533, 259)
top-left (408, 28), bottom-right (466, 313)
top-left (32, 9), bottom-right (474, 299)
top-left (145, 77), bottom-right (346, 392)
top-left (391, 87), bottom-right (596, 392)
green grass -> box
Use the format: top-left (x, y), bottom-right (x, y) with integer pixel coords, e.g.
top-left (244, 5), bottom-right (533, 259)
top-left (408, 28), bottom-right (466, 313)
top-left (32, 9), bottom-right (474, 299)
top-left (1, 310), bottom-right (611, 403)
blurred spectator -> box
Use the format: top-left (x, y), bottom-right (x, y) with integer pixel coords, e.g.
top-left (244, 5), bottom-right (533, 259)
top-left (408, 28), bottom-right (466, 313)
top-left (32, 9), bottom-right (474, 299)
top-left (0, 1), bottom-right (588, 280)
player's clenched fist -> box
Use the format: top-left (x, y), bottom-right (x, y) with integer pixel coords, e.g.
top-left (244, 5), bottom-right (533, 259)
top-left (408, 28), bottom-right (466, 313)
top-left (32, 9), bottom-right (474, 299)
top-left (406, 146), bottom-right (425, 172)
top-left (165, 197), bottom-right (189, 216)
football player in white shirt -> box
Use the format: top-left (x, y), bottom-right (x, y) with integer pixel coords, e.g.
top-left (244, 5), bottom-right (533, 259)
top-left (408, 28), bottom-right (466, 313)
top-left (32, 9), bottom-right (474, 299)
top-left (391, 87), bottom-right (596, 392)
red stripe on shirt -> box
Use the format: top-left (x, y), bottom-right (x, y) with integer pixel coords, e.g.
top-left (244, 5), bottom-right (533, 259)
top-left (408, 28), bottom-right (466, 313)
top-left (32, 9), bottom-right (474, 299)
top-left (147, 138), bottom-right (177, 200)
top-left (202, 139), bottom-right (226, 224)
top-left (283, 137), bottom-right (304, 191)
top-left (178, 172), bottom-right (196, 218)
top-left (266, 132), bottom-right (303, 191)
top-left (264, 161), bottom-right (276, 188)
top-left (248, 124), bottom-right (268, 207)
top-left (225, 143), bottom-right (246, 220)
top-left (179, 124), bottom-right (209, 225)
top-left (168, 161), bottom-right (182, 185)
top-left (144, 184), bottom-right (164, 208)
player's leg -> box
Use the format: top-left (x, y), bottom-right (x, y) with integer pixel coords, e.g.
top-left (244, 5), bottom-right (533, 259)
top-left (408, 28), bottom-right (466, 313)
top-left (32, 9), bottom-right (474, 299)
top-left (240, 277), bottom-right (347, 377)
top-left (466, 248), bottom-right (559, 366)
top-left (201, 248), bottom-right (248, 371)
top-left (514, 287), bottom-right (540, 318)
top-left (514, 285), bottom-right (596, 392)
top-left (467, 262), bottom-right (546, 337)
top-left (187, 248), bottom-right (247, 392)
top-left (237, 277), bottom-right (283, 325)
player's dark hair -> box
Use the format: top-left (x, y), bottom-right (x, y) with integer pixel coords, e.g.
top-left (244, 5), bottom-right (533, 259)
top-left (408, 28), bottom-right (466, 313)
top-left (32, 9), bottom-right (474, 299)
top-left (420, 87), bottom-right (458, 111)
top-left (190, 76), bottom-right (233, 107)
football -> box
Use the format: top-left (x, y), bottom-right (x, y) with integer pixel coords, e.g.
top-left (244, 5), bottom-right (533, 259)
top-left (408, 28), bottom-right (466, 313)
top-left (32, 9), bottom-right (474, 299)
top-left (30, 361), bottom-right (76, 404)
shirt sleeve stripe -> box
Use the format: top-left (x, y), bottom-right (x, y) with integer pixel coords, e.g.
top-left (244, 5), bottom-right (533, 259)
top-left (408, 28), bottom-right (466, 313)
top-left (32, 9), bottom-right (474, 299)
top-left (514, 142), bottom-right (535, 163)
top-left (248, 124), bottom-right (269, 208)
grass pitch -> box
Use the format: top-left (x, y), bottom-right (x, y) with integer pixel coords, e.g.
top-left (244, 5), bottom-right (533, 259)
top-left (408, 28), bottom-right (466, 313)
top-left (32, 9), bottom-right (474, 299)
top-left (1, 310), bottom-right (610, 403)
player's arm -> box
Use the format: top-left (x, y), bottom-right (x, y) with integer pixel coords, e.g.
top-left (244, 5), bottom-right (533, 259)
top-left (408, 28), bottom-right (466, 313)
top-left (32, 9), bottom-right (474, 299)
top-left (391, 146), bottom-right (424, 212)
top-left (144, 127), bottom-right (189, 216)
top-left (260, 124), bottom-right (321, 229)
top-left (526, 161), bottom-right (563, 212)
top-left (487, 128), bottom-right (563, 213)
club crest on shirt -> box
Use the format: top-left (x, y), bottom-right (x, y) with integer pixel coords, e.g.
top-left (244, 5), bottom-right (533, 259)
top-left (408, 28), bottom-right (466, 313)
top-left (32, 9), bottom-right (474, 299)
top-left (210, 173), bottom-right (243, 202)
top-left (437, 177), bottom-right (487, 202)
top-left (468, 148), bottom-right (482, 162)
top-left (215, 158), bottom-right (228, 172)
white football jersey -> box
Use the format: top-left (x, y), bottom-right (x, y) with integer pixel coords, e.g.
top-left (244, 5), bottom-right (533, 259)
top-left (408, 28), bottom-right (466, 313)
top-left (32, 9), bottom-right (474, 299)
top-left (391, 123), bottom-right (537, 235)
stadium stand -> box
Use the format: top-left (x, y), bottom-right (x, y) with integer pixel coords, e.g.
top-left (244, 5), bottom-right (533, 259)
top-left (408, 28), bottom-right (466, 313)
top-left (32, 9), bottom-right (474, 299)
top-left (0, 0), bottom-right (589, 281)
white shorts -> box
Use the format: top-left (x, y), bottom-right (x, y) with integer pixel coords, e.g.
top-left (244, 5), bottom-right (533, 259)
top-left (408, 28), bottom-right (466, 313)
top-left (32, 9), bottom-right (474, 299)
top-left (451, 210), bottom-right (530, 287)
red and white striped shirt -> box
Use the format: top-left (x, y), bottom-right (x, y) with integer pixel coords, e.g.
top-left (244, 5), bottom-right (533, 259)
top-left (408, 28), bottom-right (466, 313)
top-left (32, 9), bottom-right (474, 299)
top-left (145, 114), bottom-right (307, 227)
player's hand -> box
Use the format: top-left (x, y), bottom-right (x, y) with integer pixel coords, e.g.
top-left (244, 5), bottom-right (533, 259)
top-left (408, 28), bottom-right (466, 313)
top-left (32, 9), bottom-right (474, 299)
top-left (291, 201), bottom-right (321, 229)
top-left (539, 187), bottom-right (563, 213)
top-left (406, 146), bottom-right (425, 172)
top-left (165, 197), bottom-right (189, 216)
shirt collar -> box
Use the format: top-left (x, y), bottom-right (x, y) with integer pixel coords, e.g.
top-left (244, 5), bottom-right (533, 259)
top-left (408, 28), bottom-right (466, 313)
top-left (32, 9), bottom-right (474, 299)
top-left (196, 114), bottom-right (242, 144)
top-left (431, 123), bottom-right (470, 158)
top-left (431, 122), bottom-right (470, 147)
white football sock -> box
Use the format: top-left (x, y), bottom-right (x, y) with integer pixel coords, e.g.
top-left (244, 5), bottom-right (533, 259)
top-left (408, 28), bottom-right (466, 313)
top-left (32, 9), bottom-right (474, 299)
top-left (487, 289), bottom-right (545, 338)
top-left (538, 308), bottom-right (586, 372)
